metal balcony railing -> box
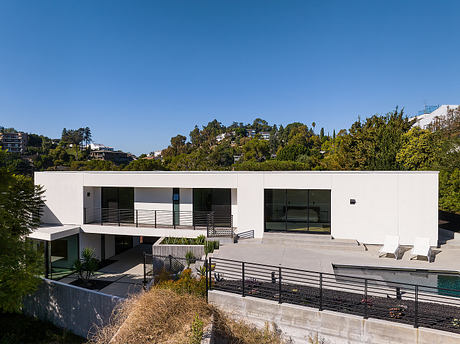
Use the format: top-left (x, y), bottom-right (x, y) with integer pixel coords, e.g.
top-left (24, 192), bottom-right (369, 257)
top-left (208, 257), bottom-right (460, 334)
top-left (83, 207), bottom-right (234, 238)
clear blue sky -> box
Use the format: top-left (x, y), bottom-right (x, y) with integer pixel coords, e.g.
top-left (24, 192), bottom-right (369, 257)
top-left (0, 0), bottom-right (459, 155)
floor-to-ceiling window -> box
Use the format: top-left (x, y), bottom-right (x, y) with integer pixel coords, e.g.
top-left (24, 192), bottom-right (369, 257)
top-left (50, 234), bottom-right (79, 279)
top-left (101, 187), bottom-right (134, 223)
top-left (264, 189), bottom-right (331, 233)
top-left (28, 234), bottom-right (79, 280)
top-left (193, 188), bottom-right (231, 227)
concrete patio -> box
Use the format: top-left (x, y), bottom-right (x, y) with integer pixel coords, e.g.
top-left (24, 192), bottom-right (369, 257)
top-left (216, 228), bottom-right (460, 277)
top-left (60, 244), bottom-right (151, 298)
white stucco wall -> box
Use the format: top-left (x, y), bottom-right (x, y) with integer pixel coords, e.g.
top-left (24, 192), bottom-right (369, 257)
top-left (35, 171), bottom-right (439, 246)
top-left (135, 187), bottom-right (172, 211)
top-left (105, 234), bottom-right (115, 258)
top-left (79, 232), bottom-right (102, 260)
top-left (36, 172), bottom-right (85, 225)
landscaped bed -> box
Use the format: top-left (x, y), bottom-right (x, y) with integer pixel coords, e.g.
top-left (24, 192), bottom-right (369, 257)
top-left (213, 279), bottom-right (460, 334)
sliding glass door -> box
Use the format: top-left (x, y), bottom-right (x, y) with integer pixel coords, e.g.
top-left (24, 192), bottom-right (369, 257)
top-left (193, 188), bottom-right (231, 227)
top-left (264, 189), bottom-right (331, 233)
top-left (101, 187), bottom-right (134, 223)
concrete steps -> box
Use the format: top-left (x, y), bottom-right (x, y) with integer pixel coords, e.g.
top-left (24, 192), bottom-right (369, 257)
top-left (261, 232), bottom-right (365, 251)
top-left (438, 228), bottom-right (460, 250)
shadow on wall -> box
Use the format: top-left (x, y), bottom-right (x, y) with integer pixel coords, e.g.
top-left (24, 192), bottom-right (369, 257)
top-left (41, 204), bottom-right (62, 225)
top-left (23, 278), bottom-right (123, 339)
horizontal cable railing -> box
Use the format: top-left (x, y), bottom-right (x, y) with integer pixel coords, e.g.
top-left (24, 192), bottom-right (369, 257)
top-left (208, 257), bottom-right (460, 334)
top-left (84, 207), bottom-right (234, 237)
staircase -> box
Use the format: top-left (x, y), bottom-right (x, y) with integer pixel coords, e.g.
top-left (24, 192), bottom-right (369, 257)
top-left (261, 232), bottom-right (365, 251)
top-left (438, 228), bottom-right (460, 250)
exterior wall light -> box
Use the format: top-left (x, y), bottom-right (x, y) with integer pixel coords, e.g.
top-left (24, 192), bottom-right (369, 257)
top-left (350, 199), bottom-right (356, 205)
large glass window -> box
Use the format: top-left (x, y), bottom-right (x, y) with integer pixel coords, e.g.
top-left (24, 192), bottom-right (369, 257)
top-left (264, 189), bottom-right (331, 233)
top-left (193, 188), bottom-right (231, 227)
top-left (101, 187), bottom-right (134, 223)
top-left (50, 234), bottom-right (79, 279)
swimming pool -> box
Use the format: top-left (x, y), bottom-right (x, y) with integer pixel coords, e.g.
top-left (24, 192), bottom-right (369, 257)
top-left (332, 264), bottom-right (460, 297)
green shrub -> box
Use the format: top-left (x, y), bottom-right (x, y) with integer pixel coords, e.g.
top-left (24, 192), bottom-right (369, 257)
top-left (195, 235), bottom-right (206, 245)
top-left (204, 240), bottom-right (219, 255)
top-left (74, 248), bottom-right (100, 284)
top-left (157, 268), bottom-right (207, 297)
top-left (161, 237), bottom-right (206, 245)
top-left (189, 313), bottom-right (204, 344)
top-left (185, 251), bottom-right (196, 267)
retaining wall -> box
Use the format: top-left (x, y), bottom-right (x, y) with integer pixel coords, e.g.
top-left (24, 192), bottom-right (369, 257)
top-left (23, 278), bottom-right (123, 338)
top-left (209, 290), bottom-right (460, 344)
top-left (152, 242), bottom-right (205, 259)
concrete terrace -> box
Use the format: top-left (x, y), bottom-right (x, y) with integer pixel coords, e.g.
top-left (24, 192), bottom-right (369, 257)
top-left (215, 230), bottom-right (460, 275)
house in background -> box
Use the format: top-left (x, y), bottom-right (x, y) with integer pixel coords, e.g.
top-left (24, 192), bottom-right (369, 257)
top-left (90, 149), bottom-right (134, 164)
top-left (86, 143), bottom-right (114, 151)
top-left (0, 131), bottom-right (28, 153)
top-left (412, 104), bottom-right (459, 129)
top-left (29, 170), bottom-right (439, 278)
top-left (245, 129), bottom-right (257, 138)
top-left (260, 132), bottom-right (270, 140)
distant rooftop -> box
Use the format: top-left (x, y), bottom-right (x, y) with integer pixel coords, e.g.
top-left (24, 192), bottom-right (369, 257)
top-left (416, 105), bottom-right (440, 116)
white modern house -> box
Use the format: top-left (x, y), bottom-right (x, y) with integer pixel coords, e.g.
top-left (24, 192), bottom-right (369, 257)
top-left (412, 104), bottom-right (459, 129)
top-left (29, 171), bottom-right (438, 278)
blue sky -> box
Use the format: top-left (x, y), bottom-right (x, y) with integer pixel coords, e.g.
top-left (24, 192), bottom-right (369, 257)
top-left (0, 0), bottom-right (459, 155)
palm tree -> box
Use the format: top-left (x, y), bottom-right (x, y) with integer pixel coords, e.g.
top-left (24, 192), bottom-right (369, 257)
top-left (83, 127), bottom-right (92, 147)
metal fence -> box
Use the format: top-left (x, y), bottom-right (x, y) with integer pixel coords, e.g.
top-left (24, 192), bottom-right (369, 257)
top-left (84, 207), bottom-right (234, 237)
top-left (143, 253), bottom-right (206, 289)
top-left (208, 257), bottom-right (460, 334)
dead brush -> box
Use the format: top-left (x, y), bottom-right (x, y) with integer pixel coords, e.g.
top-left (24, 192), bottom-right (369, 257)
top-left (87, 288), bottom-right (212, 344)
top-left (212, 310), bottom-right (289, 344)
top-left (88, 287), bottom-right (291, 344)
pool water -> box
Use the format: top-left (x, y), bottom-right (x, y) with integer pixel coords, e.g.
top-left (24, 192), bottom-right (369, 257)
top-left (333, 266), bottom-right (460, 297)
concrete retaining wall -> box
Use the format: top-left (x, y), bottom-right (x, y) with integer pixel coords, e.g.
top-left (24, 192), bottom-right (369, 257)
top-left (152, 243), bottom-right (205, 259)
top-left (23, 278), bottom-right (123, 338)
top-left (209, 290), bottom-right (460, 344)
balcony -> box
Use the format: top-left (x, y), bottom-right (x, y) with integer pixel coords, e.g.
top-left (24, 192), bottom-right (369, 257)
top-left (84, 207), bottom-right (234, 237)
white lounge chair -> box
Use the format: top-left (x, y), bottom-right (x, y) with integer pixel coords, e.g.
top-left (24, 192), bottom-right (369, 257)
top-left (379, 235), bottom-right (400, 259)
top-left (410, 237), bottom-right (432, 262)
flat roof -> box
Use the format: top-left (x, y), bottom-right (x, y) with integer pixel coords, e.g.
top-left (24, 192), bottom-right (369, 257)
top-left (35, 170), bottom-right (439, 175)
top-left (28, 224), bottom-right (80, 241)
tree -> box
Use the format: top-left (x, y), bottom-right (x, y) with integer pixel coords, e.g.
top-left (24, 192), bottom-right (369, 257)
top-left (276, 144), bottom-right (308, 161)
top-left (124, 159), bottom-right (166, 171)
top-left (439, 169), bottom-right (460, 213)
top-left (61, 128), bottom-right (85, 159)
top-left (74, 248), bottom-right (100, 285)
top-left (83, 127), bottom-right (92, 147)
top-left (396, 127), bottom-right (442, 170)
top-left (0, 156), bottom-right (44, 312)
top-left (241, 139), bottom-right (270, 162)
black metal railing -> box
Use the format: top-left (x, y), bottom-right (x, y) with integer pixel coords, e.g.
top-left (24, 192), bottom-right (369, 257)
top-left (143, 253), bottom-right (206, 291)
top-left (207, 257), bottom-right (460, 334)
top-left (84, 207), bottom-right (234, 237)
top-left (236, 230), bottom-right (255, 240)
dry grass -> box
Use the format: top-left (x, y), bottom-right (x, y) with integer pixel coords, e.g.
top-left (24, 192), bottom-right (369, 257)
top-left (88, 287), bottom-right (290, 344)
top-left (213, 311), bottom-right (287, 344)
top-left (88, 288), bottom-right (212, 344)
